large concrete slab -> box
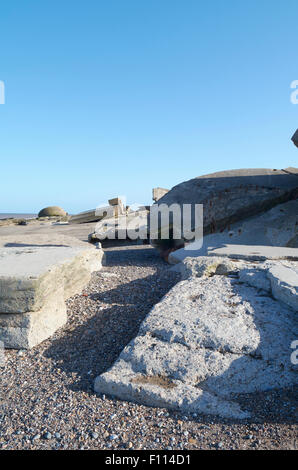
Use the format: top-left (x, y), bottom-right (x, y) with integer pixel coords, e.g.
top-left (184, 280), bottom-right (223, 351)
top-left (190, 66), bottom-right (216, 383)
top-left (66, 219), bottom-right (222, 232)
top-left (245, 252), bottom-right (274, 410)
top-left (151, 168), bottom-right (298, 252)
top-left (268, 264), bottom-right (298, 311)
top-left (94, 256), bottom-right (298, 418)
top-left (0, 235), bottom-right (104, 348)
top-left (168, 200), bottom-right (298, 264)
top-left (69, 201), bottom-right (125, 224)
top-left (0, 235), bottom-right (103, 314)
top-left (89, 210), bottom-right (149, 242)
top-left (0, 288), bottom-right (67, 349)
top-left (170, 244), bottom-right (298, 264)
top-left (0, 221), bottom-right (98, 243)
top-left (176, 256), bottom-right (298, 312)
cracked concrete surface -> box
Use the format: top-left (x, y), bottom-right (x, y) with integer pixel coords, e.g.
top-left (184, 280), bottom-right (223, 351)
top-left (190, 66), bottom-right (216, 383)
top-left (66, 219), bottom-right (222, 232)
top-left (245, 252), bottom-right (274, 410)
top-left (95, 256), bottom-right (298, 419)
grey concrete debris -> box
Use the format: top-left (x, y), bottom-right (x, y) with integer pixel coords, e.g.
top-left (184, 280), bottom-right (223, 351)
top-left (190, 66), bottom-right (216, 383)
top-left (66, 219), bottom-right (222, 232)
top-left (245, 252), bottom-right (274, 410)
top-left (94, 256), bottom-right (297, 418)
top-left (151, 168), bottom-right (298, 252)
top-left (152, 187), bottom-right (169, 202)
top-left (168, 200), bottom-right (298, 264)
top-left (268, 264), bottom-right (298, 311)
top-left (108, 197), bottom-right (125, 213)
top-left (69, 206), bottom-right (115, 224)
top-left (0, 234), bottom-right (104, 348)
top-left (170, 244), bottom-right (298, 264)
top-left (88, 209), bottom-right (149, 243)
top-left (176, 256), bottom-right (298, 312)
top-left (0, 289), bottom-right (67, 349)
top-left (69, 197), bottom-right (126, 224)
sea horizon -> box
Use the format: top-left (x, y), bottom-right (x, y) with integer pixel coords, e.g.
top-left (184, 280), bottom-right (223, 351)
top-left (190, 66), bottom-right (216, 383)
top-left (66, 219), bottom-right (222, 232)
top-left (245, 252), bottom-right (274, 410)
top-left (0, 213), bottom-right (37, 220)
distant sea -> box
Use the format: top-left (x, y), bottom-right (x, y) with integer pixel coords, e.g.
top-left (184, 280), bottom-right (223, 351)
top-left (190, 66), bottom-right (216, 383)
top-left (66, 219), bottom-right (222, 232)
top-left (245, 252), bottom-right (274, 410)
top-left (0, 213), bottom-right (37, 220)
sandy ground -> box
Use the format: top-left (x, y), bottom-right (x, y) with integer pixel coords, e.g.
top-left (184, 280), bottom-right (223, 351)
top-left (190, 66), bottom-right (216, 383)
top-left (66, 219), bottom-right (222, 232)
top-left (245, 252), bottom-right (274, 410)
top-left (0, 220), bottom-right (96, 242)
top-left (0, 223), bottom-right (297, 450)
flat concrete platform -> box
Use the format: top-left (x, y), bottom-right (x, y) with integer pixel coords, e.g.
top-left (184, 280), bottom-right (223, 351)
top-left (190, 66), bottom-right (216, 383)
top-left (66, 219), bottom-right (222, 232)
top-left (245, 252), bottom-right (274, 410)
top-left (207, 244), bottom-right (298, 261)
top-left (0, 234), bottom-right (104, 348)
top-left (0, 221), bottom-right (97, 242)
top-left (0, 245), bottom-right (92, 278)
top-left (170, 243), bottom-right (298, 264)
top-left (169, 201), bottom-right (298, 264)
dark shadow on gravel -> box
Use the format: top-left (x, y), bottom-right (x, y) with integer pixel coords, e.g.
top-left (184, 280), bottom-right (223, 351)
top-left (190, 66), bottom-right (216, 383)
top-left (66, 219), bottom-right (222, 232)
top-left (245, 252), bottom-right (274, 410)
top-left (44, 250), bottom-right (179, 395)
top-left (43, 246), bottom-right (298, 426)
top-left (102, 246), bottom-right (160, 267)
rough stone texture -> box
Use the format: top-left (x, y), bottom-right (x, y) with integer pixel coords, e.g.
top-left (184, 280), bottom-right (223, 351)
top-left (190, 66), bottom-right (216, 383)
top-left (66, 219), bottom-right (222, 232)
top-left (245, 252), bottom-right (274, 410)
top-left (0, 235), bottom-right (104, 348)
top-left (0, 244), bottom-right (296, 451)
top-left (94, 256), bottom-right (298, 419)
top-left (89, 210), bottom-right (149, 242)
top-left (268, 264), bottom-right (298, 311)
top-left (175, 256), bottom-right (244, 280)
top-left (38, 206), bottom-right (67, 217)
top-left (152, 187), bottom-right (169, 202)
top-left (151, 168), bottom-right (298, 251)
top-left (0, 288), bottom-right (67, 349)
top-left (70, 200), bottom-right (126, 225)
top-left (168, 200), bottom-right (298, 264)
top-left (170, 244), bottom-right (298, 264)
top-left (177, 256), bottom-right (298, 312)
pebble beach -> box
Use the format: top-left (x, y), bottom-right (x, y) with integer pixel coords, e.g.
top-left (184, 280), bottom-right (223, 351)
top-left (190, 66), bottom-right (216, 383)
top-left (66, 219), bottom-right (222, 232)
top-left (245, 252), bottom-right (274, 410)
top-left (0, 240), bottom-right (297, 450)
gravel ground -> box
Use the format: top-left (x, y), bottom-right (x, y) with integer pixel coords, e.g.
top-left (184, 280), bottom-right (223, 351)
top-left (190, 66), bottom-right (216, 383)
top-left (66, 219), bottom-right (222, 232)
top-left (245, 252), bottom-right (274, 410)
top-left (0, 245), bottom-right (297, 450)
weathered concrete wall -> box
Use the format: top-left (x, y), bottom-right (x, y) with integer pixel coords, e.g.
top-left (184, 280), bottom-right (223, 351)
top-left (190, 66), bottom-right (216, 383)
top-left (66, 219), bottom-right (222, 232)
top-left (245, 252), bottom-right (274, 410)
top-left (151, 168), bottom-right (298, 254)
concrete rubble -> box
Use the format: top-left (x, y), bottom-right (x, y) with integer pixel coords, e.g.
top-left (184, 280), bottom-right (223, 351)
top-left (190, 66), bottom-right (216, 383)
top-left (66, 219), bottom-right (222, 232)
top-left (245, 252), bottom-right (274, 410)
top-left (151, 167), bottom-right (298, 254)
top-left (152, 187), bottom-right (169, 202)
top-left (1, 166), bottom-right (297, 420)
top-left (69, 197), bottom-right (126, 224)
top-left (168, 200), bottom-right (298, 263)
top-left (94, 254), bottom-right (298, 419)
top-left (88, 207), bottom-right (149, 244)
top-left (0, 234), bottom-right (104, 349)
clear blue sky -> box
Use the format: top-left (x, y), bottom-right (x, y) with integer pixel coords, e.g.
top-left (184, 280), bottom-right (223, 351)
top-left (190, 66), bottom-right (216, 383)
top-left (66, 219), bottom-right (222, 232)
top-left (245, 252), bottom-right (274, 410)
top-left (0, 0), bottom-right (297, 213)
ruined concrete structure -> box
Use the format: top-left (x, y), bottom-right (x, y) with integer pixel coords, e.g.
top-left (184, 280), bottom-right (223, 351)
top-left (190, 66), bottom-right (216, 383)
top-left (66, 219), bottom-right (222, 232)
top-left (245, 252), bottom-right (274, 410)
top-left (0, 235), bottom-right (104, 349)
top-left (152, 187), bottom-right (169, 202)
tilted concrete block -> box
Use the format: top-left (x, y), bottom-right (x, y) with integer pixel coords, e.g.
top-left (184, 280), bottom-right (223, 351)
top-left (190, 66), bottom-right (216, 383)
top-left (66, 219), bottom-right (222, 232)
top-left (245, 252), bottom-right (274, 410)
top-left (0, 235), bottom-right (104, 348)
top-left (0, 288), bottom-right (67, 349)
top-left (94, 257), bottom-right (298, 418)
top-left (152, 187), bottom-right (169, 202)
